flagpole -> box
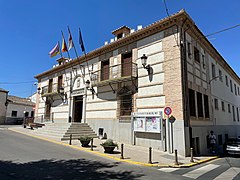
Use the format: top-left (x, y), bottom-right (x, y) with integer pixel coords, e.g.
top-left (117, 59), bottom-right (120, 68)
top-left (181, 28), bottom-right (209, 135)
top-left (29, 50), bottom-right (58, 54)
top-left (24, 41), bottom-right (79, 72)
top-left (79, 28), bottom-right (92, 82)
top-left (58, 41), bottom-right (63, 58)
top-left (67, 26), bottom-right (85, 79)
top-left (61, 31), bottom-right (75, 124)
top-left (61, 31), bottom-right (71, 60)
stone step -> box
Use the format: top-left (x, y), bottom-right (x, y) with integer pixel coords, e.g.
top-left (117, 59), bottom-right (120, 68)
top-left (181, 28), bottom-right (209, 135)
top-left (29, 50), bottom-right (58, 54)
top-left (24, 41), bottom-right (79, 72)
top-left (61, 135), bottom-right (98, 141)
top-left (63, 133), bottom-right (97, 137)
top-left (66, 129), bottom-right (93, 132)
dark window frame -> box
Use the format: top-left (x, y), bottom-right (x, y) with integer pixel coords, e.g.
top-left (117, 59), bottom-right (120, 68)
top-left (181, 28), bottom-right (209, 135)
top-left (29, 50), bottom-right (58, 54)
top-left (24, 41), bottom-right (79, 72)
top-left (189, 89), bottom-right (196, 117)
top-left (194, 47), bottom-right (200, 63)
top-left (11, 111), bottom-right (17, 117)
top-left (197, 92), bottom-right (203, 117)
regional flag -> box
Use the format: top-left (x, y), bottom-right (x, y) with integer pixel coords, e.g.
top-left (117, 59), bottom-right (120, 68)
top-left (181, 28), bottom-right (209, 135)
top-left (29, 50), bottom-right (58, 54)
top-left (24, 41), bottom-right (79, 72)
top-left (49, 43), bottom-right (60, 57)
top-left (61, 37), bottom-right (68, 52)
top-left (68, 32), bottom-right (74, 51)
top-left (79, 28), bottom-right (85, 52)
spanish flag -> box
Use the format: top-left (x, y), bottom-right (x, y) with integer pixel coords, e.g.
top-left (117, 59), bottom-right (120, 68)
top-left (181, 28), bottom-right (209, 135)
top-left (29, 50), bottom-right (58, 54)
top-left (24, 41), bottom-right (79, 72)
top-left (49, 43), bottom-right (60, 57)
top-left (61, 37), bottom-right (68, 52)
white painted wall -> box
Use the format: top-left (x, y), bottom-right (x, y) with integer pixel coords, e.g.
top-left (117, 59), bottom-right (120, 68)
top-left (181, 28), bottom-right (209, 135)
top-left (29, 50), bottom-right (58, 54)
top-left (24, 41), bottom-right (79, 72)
top-left (6, 103), bottom-right (34, 118)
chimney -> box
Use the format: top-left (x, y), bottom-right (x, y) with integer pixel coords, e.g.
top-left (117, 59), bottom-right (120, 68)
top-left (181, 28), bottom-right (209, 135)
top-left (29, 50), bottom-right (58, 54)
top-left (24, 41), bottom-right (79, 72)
top-left (112, 26), bottom-right (131, 40)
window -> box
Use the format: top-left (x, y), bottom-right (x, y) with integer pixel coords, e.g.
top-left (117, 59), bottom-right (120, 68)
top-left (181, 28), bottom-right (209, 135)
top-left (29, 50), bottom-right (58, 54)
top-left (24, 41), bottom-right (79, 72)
top-left (197, 92), bottom-right (203, 117)
top-left (58, 75), bottom-right (63, 91)
top-left (230, 79), bottom-right (233, 93)
top-left (225, 75), bottom-right (229, 87)
top-left (24, 112), bottom-right (29, 117)
top-left (122, 52), bottom-right (132, 77)
top-left (214, 98), bottom-right (219, 110)
top-left (204, 95), bottom-right (210, 118)
top-left (117, 33), bottom-right (123, 39)
top-left (31, 111), bottom-right (34, 117)
top-left (101, 60), bottom-right (110, 81)
top-left (238, 87), bottom-right (240, 95)
top-left (189, 89), bottom-right (196, 116)
top-left (11, 111), bottom-right (17, 117)
top-left (228, 104), bottom-right (231, 113)
top-left (237, 108), bottom-right (239, 121)
top-left (218, 135), bottom-right (223, 145)
top-left (187, 42), bottom-right (191, 57)
top-left (234, 84), bottom-right (237, 95)
top-left (225, 134), bottom-right (229, 141)
top-left (194, 47), bottom-right (200, 63)
top-left (219, 70), bottom-right (222, 82)
top-left (120, 94), bottom-right (132, 116)
top-left (202, 54), bottom-right (206, 69)
top-left (221, 101), bottom-right (225, 111)
top-left (212, 63), bottom-right (216, 79)
top-left (48, 79), bottom-right (53, 93)
top-left (232, 106), bottom-right (236, 121)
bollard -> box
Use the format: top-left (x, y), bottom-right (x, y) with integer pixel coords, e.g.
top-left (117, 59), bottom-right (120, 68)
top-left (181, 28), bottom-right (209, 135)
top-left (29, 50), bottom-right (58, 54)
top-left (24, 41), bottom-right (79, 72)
top-left (90, 138), bottom-right (93, 151)
top-left (148, 147), bottom-right (152, 164)
top-left (120, 144), bottom-right (124, 159)
top-left (190, 148), bottom-right (194, 162)
top-left (69, 134), bottom-right (72, 145)
top-left (174, 149), bottom-right (179, 165)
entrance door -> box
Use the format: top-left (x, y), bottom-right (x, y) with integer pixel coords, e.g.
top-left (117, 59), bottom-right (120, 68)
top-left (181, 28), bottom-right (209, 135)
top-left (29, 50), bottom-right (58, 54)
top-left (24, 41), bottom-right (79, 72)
top-left (45, 99), bottom-right (51, 121)
top-left (74, 96), bottom-right (83, 122)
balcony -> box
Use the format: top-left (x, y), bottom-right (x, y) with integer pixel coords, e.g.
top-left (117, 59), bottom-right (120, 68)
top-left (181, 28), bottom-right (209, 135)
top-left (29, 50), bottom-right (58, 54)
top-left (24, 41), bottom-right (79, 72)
top-left (41, 83), bottom-right (62, 97)
top-left (91, 62), bottom-right (137, 86)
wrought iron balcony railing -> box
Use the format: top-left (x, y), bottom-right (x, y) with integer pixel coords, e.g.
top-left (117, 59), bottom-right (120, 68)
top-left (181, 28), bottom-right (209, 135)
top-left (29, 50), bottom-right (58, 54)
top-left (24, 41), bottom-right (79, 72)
top-left (41, 83), bottom-right (63, 97)
top-left (90, 62), bottom-right (137, 86)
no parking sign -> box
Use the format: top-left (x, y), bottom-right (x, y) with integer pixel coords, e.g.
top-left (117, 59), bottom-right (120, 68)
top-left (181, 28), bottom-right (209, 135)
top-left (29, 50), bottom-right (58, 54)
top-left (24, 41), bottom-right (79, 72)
top-left (164, 107), bottom-right (172, 116)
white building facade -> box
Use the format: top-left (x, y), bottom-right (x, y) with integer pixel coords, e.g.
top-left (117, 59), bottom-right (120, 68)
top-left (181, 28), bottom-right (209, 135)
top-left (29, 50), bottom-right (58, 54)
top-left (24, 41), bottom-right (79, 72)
top-left (35, 10), bottom-right (240, 156)
top-left (6, 95), bottom-right (35, 124)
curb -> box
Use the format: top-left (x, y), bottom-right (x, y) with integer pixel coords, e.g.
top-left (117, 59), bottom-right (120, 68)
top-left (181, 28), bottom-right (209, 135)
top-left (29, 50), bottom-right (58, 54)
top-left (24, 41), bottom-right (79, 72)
top-left (8, 128), bottom-right (218, 168)
top-left (168, 156), bottom-right (219, 168)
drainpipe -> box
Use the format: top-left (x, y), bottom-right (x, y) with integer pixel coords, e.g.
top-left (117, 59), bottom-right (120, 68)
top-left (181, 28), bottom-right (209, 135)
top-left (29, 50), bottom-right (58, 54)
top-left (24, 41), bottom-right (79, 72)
top-left (180, 18), bottom-right (192, 155)
top-left (68, 71), bottom-right (73, 123)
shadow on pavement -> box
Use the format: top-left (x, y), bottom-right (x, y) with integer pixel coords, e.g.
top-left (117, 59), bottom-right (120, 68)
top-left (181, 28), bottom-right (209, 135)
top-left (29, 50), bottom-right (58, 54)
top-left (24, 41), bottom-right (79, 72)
top-left (0, 159), bottom-right (144, 179)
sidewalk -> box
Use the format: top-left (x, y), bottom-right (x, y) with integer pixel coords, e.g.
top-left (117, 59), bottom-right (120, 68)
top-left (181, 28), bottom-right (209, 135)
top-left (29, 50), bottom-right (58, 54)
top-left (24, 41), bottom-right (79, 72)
top-left (9, 126), bottom-right (218, 168)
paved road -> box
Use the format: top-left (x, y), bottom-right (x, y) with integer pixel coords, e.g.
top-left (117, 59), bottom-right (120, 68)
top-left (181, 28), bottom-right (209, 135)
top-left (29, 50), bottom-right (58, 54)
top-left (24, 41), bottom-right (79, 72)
top-left (158, 157), bottom-right (240, 179)
top-left (0, 128), bottom-right (188, 180)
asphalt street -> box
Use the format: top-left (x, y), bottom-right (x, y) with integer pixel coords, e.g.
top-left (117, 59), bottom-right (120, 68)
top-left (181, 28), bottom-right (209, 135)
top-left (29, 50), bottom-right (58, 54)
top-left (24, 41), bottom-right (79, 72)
top-left (0, 128), bottom-right (188, 180)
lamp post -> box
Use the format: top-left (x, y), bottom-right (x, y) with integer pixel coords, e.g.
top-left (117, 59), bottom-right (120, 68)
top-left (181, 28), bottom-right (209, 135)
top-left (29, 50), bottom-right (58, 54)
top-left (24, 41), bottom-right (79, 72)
top-left (141, 54), bottom-right (151, 73)
top-left (208, 75), bottom-right (222, 84)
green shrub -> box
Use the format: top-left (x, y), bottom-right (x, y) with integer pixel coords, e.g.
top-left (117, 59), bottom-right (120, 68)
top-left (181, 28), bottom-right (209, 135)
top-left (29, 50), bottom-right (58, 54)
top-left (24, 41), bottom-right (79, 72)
top-left (78, 136), bottom-right (92, 141)
top-left (100, 139), bottom-right (118, 148)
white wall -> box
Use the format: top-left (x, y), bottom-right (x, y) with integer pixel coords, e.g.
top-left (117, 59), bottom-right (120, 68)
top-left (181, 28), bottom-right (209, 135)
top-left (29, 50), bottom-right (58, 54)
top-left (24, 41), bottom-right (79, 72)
top-left (6, 103), bottom-right (34, 118)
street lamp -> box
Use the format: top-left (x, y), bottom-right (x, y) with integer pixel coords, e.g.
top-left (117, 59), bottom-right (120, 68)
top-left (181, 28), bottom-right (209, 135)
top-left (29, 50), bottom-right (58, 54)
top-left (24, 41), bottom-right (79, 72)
top-left (208, 75), bottom-right (223, 84)
top-left (85, 80), bottom-right (96, 95)
top-left (141, 54), bottom-right (151, 73)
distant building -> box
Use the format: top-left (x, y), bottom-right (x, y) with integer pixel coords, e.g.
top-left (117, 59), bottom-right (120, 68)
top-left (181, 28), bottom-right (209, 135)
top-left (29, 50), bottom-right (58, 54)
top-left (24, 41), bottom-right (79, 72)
top-left (0, 88), bottom-right (8, 124)
top-left (6, 95), bottom-right (35, 124)
top-left (28, 92), bottom-right (37, 103)
top-left (35, 10), bottom-right (240, 156)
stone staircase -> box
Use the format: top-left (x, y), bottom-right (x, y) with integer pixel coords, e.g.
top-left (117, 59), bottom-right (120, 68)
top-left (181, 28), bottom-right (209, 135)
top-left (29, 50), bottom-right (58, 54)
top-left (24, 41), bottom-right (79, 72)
top-left (61, 123), bottom-right (98, 141)
top-left (31, 122), bottom-right (97, 141)
top-left (33, 122), bottom-right (71, 141)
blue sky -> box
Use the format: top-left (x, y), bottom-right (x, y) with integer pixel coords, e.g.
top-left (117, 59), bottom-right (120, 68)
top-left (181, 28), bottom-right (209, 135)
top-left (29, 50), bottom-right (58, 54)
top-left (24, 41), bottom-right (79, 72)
top-left (0, 0), bottom-right (239, 97)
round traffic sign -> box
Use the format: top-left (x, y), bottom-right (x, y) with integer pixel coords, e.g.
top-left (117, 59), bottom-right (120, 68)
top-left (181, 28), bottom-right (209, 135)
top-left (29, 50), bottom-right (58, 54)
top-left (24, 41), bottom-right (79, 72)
top-left (164, 107), bottom-right (172, 116)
